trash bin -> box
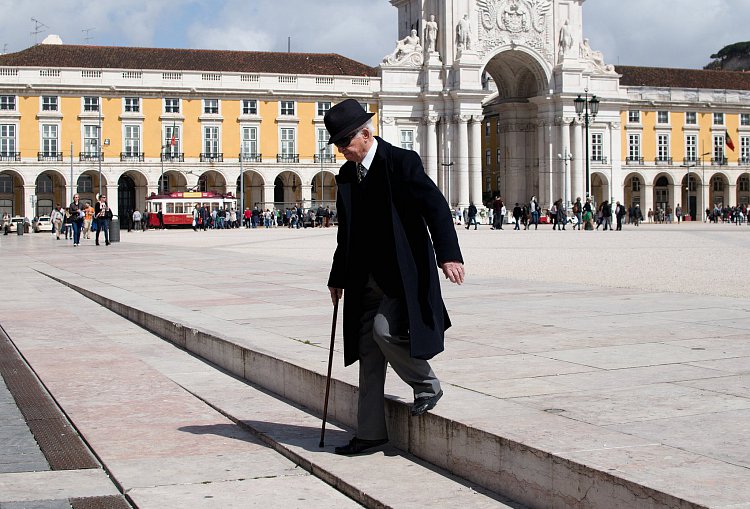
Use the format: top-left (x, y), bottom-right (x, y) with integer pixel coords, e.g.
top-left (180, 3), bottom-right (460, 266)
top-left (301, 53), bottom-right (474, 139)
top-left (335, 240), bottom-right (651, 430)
top-left (109, 216), bottom-right (120, 243)
top-left (16, 222), bottom-right (23, 236)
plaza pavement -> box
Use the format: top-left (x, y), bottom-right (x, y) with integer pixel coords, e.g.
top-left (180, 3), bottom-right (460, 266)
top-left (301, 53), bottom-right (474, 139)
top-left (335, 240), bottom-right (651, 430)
top-left (0, 221), bottom-right (748, 508)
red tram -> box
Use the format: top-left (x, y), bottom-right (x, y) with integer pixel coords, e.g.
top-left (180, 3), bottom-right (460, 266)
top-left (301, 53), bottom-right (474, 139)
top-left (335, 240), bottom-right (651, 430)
top-left (145, 191), bottom-right (237, 227)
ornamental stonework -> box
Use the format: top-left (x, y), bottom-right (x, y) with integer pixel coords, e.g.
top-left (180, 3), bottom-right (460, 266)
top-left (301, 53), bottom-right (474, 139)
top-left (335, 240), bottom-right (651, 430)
top-left (475, 0), bottom-right (554, 64)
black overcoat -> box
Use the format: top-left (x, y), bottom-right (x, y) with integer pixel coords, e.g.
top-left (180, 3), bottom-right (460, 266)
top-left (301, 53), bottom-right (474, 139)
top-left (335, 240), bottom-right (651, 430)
top-left (327, 137), bottom-right (463, 366)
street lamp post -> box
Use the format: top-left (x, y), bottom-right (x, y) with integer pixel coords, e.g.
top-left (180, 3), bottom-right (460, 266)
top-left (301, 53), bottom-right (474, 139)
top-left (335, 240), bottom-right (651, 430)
top-left (239, 150), bottom-right (244, 216)
top-left (557, 148), bottom-right (572, 209)
top-left (97, 102), bottom-right (102, 197)
top-left (574, 90), bottom-right (600, 201)
top-left (682, 150), bottom-right (710, 220)
top-left (160, 144), bottom-right (165, 195)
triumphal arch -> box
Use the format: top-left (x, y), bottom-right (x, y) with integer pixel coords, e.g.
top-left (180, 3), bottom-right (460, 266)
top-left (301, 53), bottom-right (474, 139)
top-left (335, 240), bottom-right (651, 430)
top-left (380, 0), bottom-right (624, 209)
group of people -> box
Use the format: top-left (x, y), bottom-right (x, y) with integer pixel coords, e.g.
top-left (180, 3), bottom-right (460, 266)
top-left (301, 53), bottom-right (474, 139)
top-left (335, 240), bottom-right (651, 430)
top-left (49, 194), bottom-right (112, 246)
top-left (706, 204), bottom-right (747, 224)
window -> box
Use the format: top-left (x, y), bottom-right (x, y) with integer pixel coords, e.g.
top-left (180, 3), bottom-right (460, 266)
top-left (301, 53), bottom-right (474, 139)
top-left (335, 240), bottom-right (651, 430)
top-left (83, 96), bottom-right (99, 112)
top-left (657, 111), bottom-right (669, 124)
top-left (203, 99), bottom-right (219, 114)
top-left (317, 101), bottom-right (331, 117)
top-left (739, 175), bottom-right (750, 192)
top-left (77, 175), bottom-right (93, 193)
top-left (242, 127), bottom-right (258, 157)
top-left (0, 175), bottom-right (12, 193)
top-left (400, 130), bottom-right (414, 150)
top-left (42, 124), bottom-right (58, 155)
top-left (741, 136), bottom-right (750, 163)
top-left (685, 135), bottom-right (697, 162)
top-left (124, 97), bottom-right (140, 113)
top-left (280, 101), bottom-right (295, 116)
top-left (0, 125), bottom-right (16, 155)
top-left (485, 176), bottom-right (491, 192)
top-left (359, 102), bottom-right (369, 114)
top-left (42, 96), bottom-right (58, 112)
top-left (628, 134), bottom-right (640, 160)
top-left (631, 177), bottom-right (641, 192)
top-left (158, 175), bottom-right (170, 194)
top-left (685, 111), bottom-right (697, 125)
top-left (713, 177), bottom-right (725, 192)
top-left (495, 175), bottom-right (501, 190)
top-left (165, 125), bottom-right (180, 155)
top-left (485, 149), bottom-right (491, 165)
top-left (657, 134), bottom-right (670, 161)
top-left (37, 174), bottom-right (53, 194)
top-left (485, 121), bottom-right (490, 137)
top-left (280, 128), bottom-right (295, 155)
top-left (203, 126), bottom-right (219, 154)
top-left (242, 99), bottom-right (257, 115)
top-left (496, 149), bottom-right (502, 164)
top-left (591, 133), bottom-right (603, 161)
top-left (713, 134), bottom-right (725, 162)
top-left (628, 110), bottom-right (640, 123)
top-left (124, 125), bottom-right (140, 155)
top-left (317, 128), bottom-right (332, 157)
top-left (713, 112), bottom-right (724, 125)
top-left (0, 96), bottom-right (15, 111)
top-left (83, 125), bottom-right (99, 156)
top-left (742, 113), bottom-right (750, 126)
top-left (164, 98), bottom-right (180, 114)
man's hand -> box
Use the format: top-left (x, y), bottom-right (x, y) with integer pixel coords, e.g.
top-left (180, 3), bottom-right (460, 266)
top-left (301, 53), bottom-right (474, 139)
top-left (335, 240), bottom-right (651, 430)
top-left (329, 287), bottom-right (343, 305)
top-left (440, 261), bottom-right (465, 285)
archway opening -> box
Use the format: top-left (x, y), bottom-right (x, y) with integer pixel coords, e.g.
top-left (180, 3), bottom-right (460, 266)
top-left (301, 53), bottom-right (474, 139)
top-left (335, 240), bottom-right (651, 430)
top-left (0, 170), bottom-right (25, 216)
top-left (624, 173), bottom-right (644, 210)
top-left (236, 170), bottom-right (265, 211)
top-left (737, 173), bottom-right (750, 206)
top-left (311, 171), bottom-right (337, 208)
top-left (198, 170), bottom-right (227, 194)
top-left (681, 173), bottom-right (702, 221)
top-left (709, 173), bottom-right (729, 209)
top-left (274, 171), bottom-right (301, 209)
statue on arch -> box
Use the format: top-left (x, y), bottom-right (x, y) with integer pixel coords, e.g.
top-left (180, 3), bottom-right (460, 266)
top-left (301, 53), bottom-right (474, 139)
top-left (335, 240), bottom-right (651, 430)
top-left (456, 14), bottom-right (472, 53)
top-left (383, 29), bottom-right (424, 66)
top-left (424, 14), bottom-right (438, 53)
top-left (579, 38), bottom-right (616, 73)
top-left (558, 19), bottom-right (573, 62)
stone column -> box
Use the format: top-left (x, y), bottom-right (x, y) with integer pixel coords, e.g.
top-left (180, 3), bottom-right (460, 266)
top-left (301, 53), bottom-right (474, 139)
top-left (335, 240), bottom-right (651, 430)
top-left (469, 115), bottom-right (484, 206)
top-left (439, 118), bottom-right (451, 201)
top-left (571, 119), bottom-right (583, 202)
top-left (609, 122), bottom-right (624, 204)
top-left (727, 183), bottom-right (736, 207)
top-left (106, 185), bottom-right (119, 217)
top-left (455, 115), bottom-right (470, 208)
top-left (643, 184), bottom-right (654, 221)
top-left (423, 114), bottom-right (439, 185)
top-left (300, 184), bottom-right (313, 211)
top-left (263, 185), bottom-right (275, 210)
top-left (537, 120), bottom-right (547, 207)
top-left (559, 119), bottom-right (571, 204)
top-left (23, 185), bottom-right (35, 217)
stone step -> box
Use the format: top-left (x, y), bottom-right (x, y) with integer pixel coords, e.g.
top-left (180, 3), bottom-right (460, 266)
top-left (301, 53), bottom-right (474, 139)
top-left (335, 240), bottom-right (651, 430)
top-left (43, 268), bottom-right (712, 509)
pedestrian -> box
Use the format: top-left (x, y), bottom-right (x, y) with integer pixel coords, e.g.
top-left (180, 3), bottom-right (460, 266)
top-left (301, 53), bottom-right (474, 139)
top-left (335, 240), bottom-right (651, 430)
top-left (133, 209), bottom-right (142, 231)
top-left (601, 200), bottom-right (613, 231)
top-left (465, 202), bottom-right (478, 230)
top-left (556, 199), bottom-right (567, 230)
top-left (572, 198), bottom-right (583, 230)
top-left (50, 205), bottom-right (64, 239)
top-left (157, 207), bottom-right (164, 229)
top-left (1, 211), bottom-right (9, 235)
top-left (615, 201), bottom-right (626, 230)
top-left (324, 99), bottom-right (464, 456)
top-left (68, 194), bottom-right (84, 246)
top-left (94, 195), bottom-right (111, 246)
top-left (512, 203), bottom-right (522, 230)
top-left (491, 195), bottom-right (504, 230)
top-left (529, 196), bottom-right (540, 230)
top-left (675, 203), bottom-right (682, 224)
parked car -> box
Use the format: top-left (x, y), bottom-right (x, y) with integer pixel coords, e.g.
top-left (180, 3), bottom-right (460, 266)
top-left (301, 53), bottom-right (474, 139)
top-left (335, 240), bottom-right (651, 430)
top-left (7, 216), bottom-right (25, 233)
top-left (33, 215), bottom-right (52, 233)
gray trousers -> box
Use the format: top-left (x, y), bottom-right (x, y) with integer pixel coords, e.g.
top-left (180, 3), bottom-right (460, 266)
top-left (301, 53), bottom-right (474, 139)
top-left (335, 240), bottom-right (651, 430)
top-left (356, 276), bottom-right (441, 440)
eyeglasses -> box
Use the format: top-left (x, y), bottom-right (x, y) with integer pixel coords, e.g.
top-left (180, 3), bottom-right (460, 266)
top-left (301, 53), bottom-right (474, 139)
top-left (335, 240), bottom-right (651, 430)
top-left (334, 129), bottom-right (362, 149)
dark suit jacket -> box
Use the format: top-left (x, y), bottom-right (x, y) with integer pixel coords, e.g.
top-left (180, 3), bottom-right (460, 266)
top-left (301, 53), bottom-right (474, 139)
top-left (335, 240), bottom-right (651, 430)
top-left (328, 137), bottom-right (463, 366)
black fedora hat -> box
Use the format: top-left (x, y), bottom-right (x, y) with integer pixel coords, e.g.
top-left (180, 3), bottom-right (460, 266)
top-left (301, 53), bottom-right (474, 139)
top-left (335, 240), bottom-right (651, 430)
top-left (324, 99), bottom-right (375, 145)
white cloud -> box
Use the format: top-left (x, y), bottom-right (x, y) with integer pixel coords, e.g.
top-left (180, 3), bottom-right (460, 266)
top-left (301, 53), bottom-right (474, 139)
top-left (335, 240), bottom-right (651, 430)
top-left (185, 25), bottom-right (274, 52)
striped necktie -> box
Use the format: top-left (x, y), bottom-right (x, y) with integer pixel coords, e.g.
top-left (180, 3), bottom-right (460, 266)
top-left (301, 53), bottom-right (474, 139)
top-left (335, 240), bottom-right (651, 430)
top-left (357, 163), bottom-right (367, 184)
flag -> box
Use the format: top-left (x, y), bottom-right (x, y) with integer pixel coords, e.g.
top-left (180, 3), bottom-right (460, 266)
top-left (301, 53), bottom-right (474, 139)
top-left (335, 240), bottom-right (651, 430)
top-left (726, 131), bottom-right (735, 151)
top-left (170, 122), bottom-right (177, 147)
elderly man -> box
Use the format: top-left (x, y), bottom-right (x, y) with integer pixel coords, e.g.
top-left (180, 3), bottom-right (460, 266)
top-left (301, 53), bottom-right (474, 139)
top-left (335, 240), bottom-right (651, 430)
top-left (324, 99), bottom-right (464, 455)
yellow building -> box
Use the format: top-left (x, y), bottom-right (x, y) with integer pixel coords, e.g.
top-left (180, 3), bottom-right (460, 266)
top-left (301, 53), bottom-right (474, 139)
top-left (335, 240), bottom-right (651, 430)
top-left (0, 41), bottom-right (379, 218)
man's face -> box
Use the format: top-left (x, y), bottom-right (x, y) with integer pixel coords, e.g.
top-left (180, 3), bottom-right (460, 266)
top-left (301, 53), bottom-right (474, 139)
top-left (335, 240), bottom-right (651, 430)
top-left (336, 130), bottom-right (369, 163)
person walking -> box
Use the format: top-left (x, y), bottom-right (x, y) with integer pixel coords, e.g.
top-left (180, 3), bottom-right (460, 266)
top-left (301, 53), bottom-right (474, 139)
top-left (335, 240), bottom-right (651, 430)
top-left (50, 205), bottom-right (64, 240)
top-left (68, 194), bottom-right (84, 246)
top-left (94, 195), bottom-right (111, 246)
top-left (133, 209), bottom-right (142, 231)
top-left (529, 196), bottom-right (540, 230)
top-left (512, 203), bottom-right (522, 230)
top-left (491, 195), bottom-right (504, 230)
top-left (324, 99), bottom-right (464, 456)
top-left (675, 203), bottom-right (682, 224)
top-left (615, 201), bottom-right (626, 230)
top-left (601, 200), bottom-right (613, 231)
top-left (465, 202), bottom-right (478, 230)
top-left (572, 197), bottom-right (583, 230)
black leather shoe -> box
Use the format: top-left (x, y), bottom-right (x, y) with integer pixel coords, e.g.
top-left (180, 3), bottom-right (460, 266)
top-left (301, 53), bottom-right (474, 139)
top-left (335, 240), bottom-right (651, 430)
top-left (411, 390), bottom-right (443, 416)
top-left (334, 437), bottom-right (388, 456)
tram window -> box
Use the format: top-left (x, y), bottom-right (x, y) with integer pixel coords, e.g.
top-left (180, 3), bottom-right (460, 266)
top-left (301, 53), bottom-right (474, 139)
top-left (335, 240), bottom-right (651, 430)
top-left (212, 202), bottom-right (219, 210)
top-left (184, 202), bottom-right (192, 211)
top-left (166, 203), bottom-right (175, 213)
top-left (175, 203), bottom-right (184, 213)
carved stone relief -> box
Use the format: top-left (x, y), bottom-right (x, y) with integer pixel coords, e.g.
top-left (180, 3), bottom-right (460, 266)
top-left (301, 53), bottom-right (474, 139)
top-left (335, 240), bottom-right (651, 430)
top-left (475, 0), bottom-right (554, 64)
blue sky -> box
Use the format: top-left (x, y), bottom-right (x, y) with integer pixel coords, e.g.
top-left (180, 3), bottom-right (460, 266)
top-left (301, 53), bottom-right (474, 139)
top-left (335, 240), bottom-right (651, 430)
top-left (1, 0), bottom-right (748, 69)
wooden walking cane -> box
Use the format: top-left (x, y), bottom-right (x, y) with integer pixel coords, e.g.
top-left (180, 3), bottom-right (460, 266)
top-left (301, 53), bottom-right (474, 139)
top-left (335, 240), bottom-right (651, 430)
top-left (319, 296), bottom-right (339, 448)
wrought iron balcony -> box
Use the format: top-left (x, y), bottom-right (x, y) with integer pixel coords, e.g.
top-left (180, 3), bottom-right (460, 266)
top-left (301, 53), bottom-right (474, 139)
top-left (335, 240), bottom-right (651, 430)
top-left (314, 154), bottom-right (337, 163)
top-left (683, 157), bottom-right (699, 165)
top-left (120, 152), bottom-right (145, 162)
top-left (200, 153), bottom-right (223, 162)
top-left (161, 152), bottom-right (184, 162)
top-left (0, 152), bottom-right (20, 162)
top-left (591, 156), bottom-right (608, 164)
top-left (711, 157), bottom-right (727, 166)
top-left (740, 157), bottom-right (750, 165)
top-left (239, 153), bottom-right (262, 163)
top-left (277, 154), bottom-right (299, 163)
top-left (655, 157), bottom-right (673, 165)
top-left (38, 152), bottom-right (63, 162)
top-left (79, 152), bottom-right (103, 162)
top-left (625, 156), bottom-right (644, 165)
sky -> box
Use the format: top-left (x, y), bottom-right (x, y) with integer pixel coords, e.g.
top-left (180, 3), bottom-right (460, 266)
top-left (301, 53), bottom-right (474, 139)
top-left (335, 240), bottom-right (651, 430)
top-left (0, 0), bottom-right (748, 70)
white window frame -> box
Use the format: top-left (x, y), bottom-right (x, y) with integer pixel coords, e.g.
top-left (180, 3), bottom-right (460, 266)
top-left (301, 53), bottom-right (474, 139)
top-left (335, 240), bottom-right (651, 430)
top-left (242, 99), bottom-right (258, 115)
top-left (123, 125), bottom-right (141, 156)
top-left (628, 110), bottom-right (640, 123)
top-left (685, 111), bottom-right (697, 125)
top-left (399, 129), bottom-right (414, 151)
top-left (713, 112), bottom-right (725, 126)
top-left (657, 111), bottom-right (669, 124)
top-left (742, 113), bottom-right (750, 127)
top-left (123, 97), bottom-right (140, 113)
top-left (241, 126), bottom-right (258, 157)
top-left (41, 124), bottom-right (59, 155)
top-left (713, 134), bottom-right (725, 162)
top-left (657, 134), bottom-right (670, 161)
top-left (83, 96), bottom-right (99, 112)
top-left (685, 134), bottom-right (697, 162)
top-left (280, 100), bottom-right (295, 116)
top-left (741, 136), bottom-right (750, 164)
top-left (316, 128), bottom-right (332, 157)
top-left (591, 132), bottom-right (603, 161)
top-left (41, 96), bottom-right (58, 112)
top-left (0, 124), bottom-right (16, 156)
top-left (83, 125), bottom-right (99, 156)
top-left (164, 125), bottom-right (180, 155)
top-left (280, 127), bottom-right (296, 156)
top-left (628, 134), bottom-right (641, 160)
top-left (203, 125), bottom-right (220, 155)
top-left (0, 95), bottom-right (16, 111)
top-left (316, 101), bottom-right (331, 117)
top-left (203, 99), bottom-right (219, 115)
top-left (164, 98), bottom-right (180, 114)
